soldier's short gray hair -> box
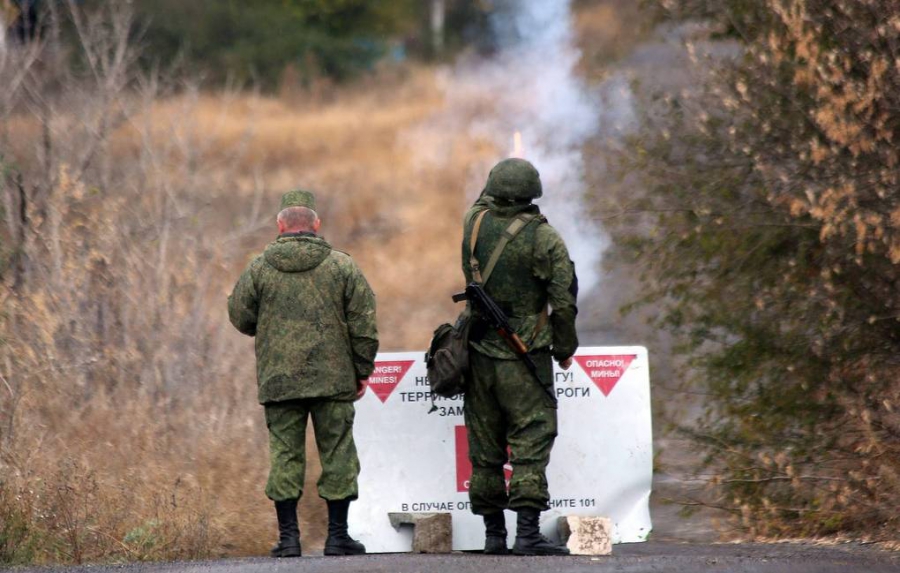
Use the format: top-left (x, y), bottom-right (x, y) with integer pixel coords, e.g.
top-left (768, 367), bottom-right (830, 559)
top-left (277, 206), bottom-right (318, 231)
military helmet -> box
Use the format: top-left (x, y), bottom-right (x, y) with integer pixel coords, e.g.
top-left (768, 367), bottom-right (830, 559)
top-left (483, 158), bottom-right (542, 201)
top-left (280, 189), bottom-right (317, 211)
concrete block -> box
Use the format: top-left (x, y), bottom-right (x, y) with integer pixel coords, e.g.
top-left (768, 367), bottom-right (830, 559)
top-left (558, 515), bottom-right (613, 556)
top-left (388, 512), bottom-right (452, 553)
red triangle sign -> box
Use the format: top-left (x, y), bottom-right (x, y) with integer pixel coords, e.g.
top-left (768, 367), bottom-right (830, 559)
top-left (366, 360), bottom-right (414, 403)
top-left (574, 354), bottom-right (637, 397)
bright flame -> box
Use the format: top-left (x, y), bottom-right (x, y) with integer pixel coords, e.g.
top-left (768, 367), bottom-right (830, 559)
top-left (511, 131), bottom-right (523, 157)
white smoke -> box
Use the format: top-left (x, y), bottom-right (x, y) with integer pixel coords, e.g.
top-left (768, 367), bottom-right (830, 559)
top-left (417, 0), bottom-right (634, 293)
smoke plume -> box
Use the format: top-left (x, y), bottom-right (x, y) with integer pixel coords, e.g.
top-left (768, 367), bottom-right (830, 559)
top-left (417, 0), bottom-right (632, 293)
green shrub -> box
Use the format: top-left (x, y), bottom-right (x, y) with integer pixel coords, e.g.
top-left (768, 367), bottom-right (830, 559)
top-left (134, 0), bottom-right (420, 87)
top-left (0, 486), bottom-right (38, 565)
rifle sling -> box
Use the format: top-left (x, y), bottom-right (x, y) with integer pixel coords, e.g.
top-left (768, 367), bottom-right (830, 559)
top-left (469, 210), bottom-right (537, 286)
top-left (468, 210), bottom-right (489, 284)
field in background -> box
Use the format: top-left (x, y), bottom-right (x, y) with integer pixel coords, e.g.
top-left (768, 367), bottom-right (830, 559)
top-left (0, 1), bottom-right (653, 564)
top-left (0, 65), bottom-right (493, 562)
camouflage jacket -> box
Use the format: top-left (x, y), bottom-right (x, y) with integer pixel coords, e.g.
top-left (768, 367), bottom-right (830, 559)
top-left (461, 197), bottom-right (578, 361)
top-left (228, 233), bottom-right (379, 404)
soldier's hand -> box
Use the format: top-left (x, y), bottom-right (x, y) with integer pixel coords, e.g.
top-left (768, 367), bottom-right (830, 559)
top-left (356, 378), bottom-right (368, 400)
top-left (558, 357), bottom-right (573, 370)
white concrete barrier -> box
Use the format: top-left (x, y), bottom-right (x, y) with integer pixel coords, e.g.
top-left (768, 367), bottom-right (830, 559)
top-left (349, 346), bottom-right (653, 552)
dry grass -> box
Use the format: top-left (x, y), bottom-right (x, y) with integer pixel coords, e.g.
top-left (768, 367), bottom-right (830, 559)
top-left (0, 1), bottom-right (638, 564)
top-left (0, 64), bottom-right (499, 564)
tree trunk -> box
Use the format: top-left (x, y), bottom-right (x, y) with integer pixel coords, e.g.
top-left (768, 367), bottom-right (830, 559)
top-left (430, 0), bottom-right (445, 56)
top-left (0, 9), bottom-right (6, 55)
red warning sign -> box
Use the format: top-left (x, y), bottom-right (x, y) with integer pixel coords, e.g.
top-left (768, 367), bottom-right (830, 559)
top-left (455, 426), bottom-right (512, 493)
top-left (366, 360), bottom-right (414, 403)
top-left (574, 355), bottom-right (637, 397)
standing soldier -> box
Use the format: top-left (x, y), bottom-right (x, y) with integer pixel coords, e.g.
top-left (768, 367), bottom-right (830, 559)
top-left (461, 159), bottom-right (578, 556)
top-left (228, 189), bottom-right (378, 558)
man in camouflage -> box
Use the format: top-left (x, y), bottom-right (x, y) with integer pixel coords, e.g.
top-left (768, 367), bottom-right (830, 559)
top-left (228, 189), bottom-right (378, 558)
top-left (461, 159), bottom-right (578, 556)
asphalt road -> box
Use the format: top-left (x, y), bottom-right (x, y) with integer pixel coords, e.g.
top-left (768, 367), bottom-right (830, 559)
top-left (9, 543), bottom-right (900, 573)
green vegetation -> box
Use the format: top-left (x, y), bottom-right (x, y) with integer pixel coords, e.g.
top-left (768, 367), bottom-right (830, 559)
top-left (132, 0), bottom-right (411, 85)
top-left (0, 490), bottom-right (37, 565)
top-left (130, 0), bottom-right (490, 87)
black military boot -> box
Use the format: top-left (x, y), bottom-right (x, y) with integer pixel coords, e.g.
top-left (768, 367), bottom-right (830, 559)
top-left (483, 512), bottom-right (509, 555)
top-left (271, 499), bottom-right (301, 558)
top-left (324, 498), bottom-right (366, 556)
top-left (512, 508), bottom-right (569, 556)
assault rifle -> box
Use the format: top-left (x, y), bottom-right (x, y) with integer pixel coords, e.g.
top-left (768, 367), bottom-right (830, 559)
top-left (452, 282), bottom-right (556, 404)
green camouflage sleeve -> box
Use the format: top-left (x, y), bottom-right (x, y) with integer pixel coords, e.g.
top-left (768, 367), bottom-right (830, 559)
top-left (227, 257), bottom-right (262, 337)
top-left (344, 260), bottom-right (379, 379)
top-left (534, 224), bottom-right (579, 361)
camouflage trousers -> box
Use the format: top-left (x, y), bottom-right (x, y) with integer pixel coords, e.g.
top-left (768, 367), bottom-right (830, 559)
top-left (463, 349), bottom-right (558, 515)
top-left (264, 398), bottom-right (360, 502)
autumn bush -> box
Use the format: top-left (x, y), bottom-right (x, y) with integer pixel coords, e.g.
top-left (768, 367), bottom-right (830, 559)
top-left (606, 0), bottom-right (900, 537)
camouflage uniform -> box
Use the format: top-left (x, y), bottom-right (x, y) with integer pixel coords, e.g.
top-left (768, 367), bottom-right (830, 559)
top-left (461, 160), bottom-right (578, 517)
top-left (228, 190), bottom-right (378, 503)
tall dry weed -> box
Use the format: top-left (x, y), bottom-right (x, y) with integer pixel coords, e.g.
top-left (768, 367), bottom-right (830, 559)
top-left (0, 2), bottom-right (502, 565)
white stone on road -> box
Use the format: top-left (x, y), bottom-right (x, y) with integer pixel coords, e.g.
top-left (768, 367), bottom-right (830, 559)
top-left (559, 515), bottom-right (612, 556)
